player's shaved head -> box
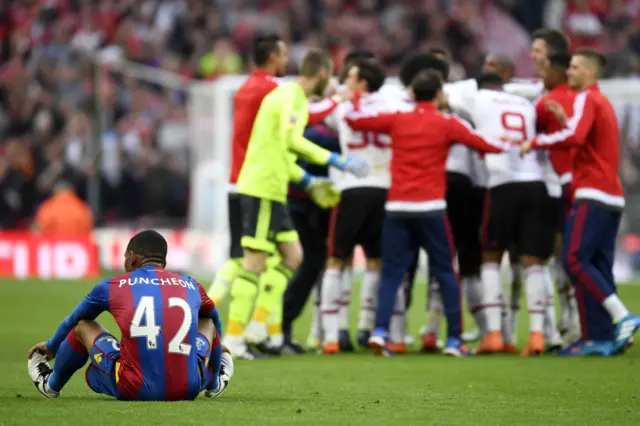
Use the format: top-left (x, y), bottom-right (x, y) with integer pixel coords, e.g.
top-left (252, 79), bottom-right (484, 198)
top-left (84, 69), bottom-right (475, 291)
top-left (477, 72), bottom-right (505, 90)
top-left (400, 53), bottom-right (450, 87)
top-left (567, 48), bottom-right (605, 90)
top-left (126, 230), bottom-right (168, 269)
top-left (483, 53), bottom-right (515, 81)
top-left (574, 48), bottom-right (606, 75)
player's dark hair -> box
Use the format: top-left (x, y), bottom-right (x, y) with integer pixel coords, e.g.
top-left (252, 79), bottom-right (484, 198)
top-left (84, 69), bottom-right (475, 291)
top-left (426, 47), bottom-right (450, 61)
top-left (127, 230), bottom-right (168, 265)
top-left (340, 49), bottom-right (375, 83)
top-left (344, 49), bottom-right (375, 65)
top-left (574, 48), bottom-right (607, 72)
top-left (352, 58), bottom-right (386, 92)
top-left (300, 48), bottom-right (333, 77)
top-left (532, 28), bottom-right (570, 55)
top-left (548, 52), bottom-right (572, 69)
top-left (251, 34), bottom-right (282, 67)
top-left (477, 72), bottom-right (505, 89)
top-left (410, 69), bottom-right (443, 102)
top-left (400, 53), bottom-right (450, 87)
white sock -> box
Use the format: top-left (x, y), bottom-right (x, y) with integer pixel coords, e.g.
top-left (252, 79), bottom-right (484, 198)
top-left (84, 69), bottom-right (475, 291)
top-left (542, 265), bottom-right (559, 340)
top-left (553, 258), bottom-right (572, 324)
top-left (309, 284), bottom-right (322, 340)
top-left (358, 269), bottom-right (379, 330)
top-left (338, 267), bottom-right (352, 331)
top-left (524, 265), bottom-right (546, 333)
top-left (481, 263), bottom-right (504, 332)
top-left (603, 294), bottom-right (630, 323)
top-left (390, 285), bottom-right (406, 344)
top-left (510, 262), bottom-right (522, 329)
top-left (463, 276), bottom-right (484, 332)
top-left (320, 269), bottom-right (341, 343)
top-left (424, 278), bottom-right (443, 335)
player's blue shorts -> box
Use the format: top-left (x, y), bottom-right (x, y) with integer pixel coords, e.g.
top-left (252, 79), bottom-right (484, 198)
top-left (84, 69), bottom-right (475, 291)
top-left (85, 332), bottom-right (214, 399)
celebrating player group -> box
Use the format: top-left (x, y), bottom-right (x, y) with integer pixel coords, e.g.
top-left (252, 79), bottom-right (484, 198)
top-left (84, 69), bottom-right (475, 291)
top-left (25, 26), bottom-right (640, 404)
top-left (204, 27), bottom-right (640, 360)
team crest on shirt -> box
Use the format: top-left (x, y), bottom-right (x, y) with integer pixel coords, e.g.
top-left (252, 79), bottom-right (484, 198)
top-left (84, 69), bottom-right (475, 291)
top-left (94, 353), bottom-right (103, 363)
top-left (196, 336), bottom-right (207, 351)
top-left (289, 115), bottom-right (297, 126)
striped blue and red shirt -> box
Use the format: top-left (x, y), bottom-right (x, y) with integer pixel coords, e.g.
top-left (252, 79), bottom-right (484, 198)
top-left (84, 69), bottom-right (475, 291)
top-left (46, 265), bottom-right (221, 401)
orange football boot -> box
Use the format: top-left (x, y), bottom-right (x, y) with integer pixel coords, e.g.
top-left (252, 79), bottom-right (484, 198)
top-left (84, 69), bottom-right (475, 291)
top-left (521, 332), bottom-right (545, 356)
top-left (475, 331), bottom-right (505, 354)
top-left (388, 342), bottom-right (406, 355)
top-left (323, 342), bottom-right (339, 355)
top-left (421, 333), bottom-right (439, 353)
top-left (503, 343), bottom-right (519, 354)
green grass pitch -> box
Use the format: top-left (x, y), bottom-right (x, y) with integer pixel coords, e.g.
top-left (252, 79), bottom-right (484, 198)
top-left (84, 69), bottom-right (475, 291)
top-left (2, 278), bottom-right (640, 426)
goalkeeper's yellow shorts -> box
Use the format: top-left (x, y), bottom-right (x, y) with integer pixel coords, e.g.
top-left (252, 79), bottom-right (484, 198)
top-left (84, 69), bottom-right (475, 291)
top-left (238, 194), bottom-right (298, 253)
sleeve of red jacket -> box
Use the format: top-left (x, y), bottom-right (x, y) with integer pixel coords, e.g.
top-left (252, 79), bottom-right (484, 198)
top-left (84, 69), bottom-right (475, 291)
top-left (446, 115), bottom-right (507, 153)
top-left (344, 109), bottom-right (394, 133)
top-left (531, 91), bottom-right (595, 149)
top-left (307, 98), bottom-right (339, 124)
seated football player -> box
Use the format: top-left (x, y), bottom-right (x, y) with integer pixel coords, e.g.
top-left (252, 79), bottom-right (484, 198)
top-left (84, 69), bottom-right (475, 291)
top-left (27, 230), bottom-right (234, 401)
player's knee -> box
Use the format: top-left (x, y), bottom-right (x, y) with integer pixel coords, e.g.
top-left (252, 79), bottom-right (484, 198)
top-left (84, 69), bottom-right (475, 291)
top-left (326, 257), bottom-right (345, 270)
top-left (197, 317), bottom-right (215, 344)
top-left (74, 319), bottom-right (104, 349)
top-left (243, 248), bottom-right (269, 274)
top-left (482, 251), bottom-right (502, 264)
top-left (554, 233), bottom-right (564, 258)
top-left (366, 258), bottom-right (380, 271)
top-left (520, 255), bottom-right (543, 268)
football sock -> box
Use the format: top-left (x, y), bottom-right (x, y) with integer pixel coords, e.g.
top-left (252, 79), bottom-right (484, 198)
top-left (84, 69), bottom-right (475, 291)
top-left (543, 265), bottom-right (559, 339)
top-left (358, 269), bottom-right (380, 331)
top-left (208, 258), bottom-right (241, 305)
top-left (308, 284), bottom-right (322, 342)
top-left (267, 312), bottom-right (284, 348)
top-left (207, 336), bottom-right (223, 389)
top-left (389, 285), bottom-right (406, 344)
top-left (338, 266), bottom-right (353, 331)
top-left (247, 264), bottom-right (293, 344)
top-left (464, 276), bottom-right (484, 331)
top-left (509, 263), bottom-right (522, 335)
top-left (481, 263), bottom-right (503, 333)
top-left (321, 269), bottom-right (342, 343)
top-left (554, 259), bottom-right (578, 328)
top-left (524, 265), bottom-right (546, 333)
top-left (48, 331), bottom-right (88, 392)
top-left (424, 278), bottom-right (443, 335)
top-left (603, 294), bottom-right (630, 323)
top-left (226, 268), bottom-right (260, 340)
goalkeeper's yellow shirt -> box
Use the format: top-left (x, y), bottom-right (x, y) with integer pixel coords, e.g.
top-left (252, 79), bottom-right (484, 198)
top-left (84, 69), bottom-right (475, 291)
top-left (237, 81), bottom-right (332, 203)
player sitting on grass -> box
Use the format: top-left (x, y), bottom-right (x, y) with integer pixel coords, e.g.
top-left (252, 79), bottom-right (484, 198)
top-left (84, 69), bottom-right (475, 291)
top-left (27, 230), bottom-right (234, 401)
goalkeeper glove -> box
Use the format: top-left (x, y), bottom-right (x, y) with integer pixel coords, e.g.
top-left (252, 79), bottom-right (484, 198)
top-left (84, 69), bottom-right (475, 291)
top-left (328, 153), bottom-right (370, 178)
top-left (300, 174), bottom-right (341, 209)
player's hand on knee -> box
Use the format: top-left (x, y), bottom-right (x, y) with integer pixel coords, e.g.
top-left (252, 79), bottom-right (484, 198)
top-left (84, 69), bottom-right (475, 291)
top-left (28, 342), bottom-right (54, 361)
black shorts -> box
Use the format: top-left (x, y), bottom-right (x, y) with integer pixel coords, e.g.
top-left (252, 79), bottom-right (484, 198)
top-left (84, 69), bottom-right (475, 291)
top-left (228, 193), bottom-right (243, 258)
top-left (239, 194), bottom-right (298, 254)
top-left (446, 172), bottom-right (484, 251)
top-left (541, 194), bottom-right (564, 259)
top-left (482, 181), bottom-right (548, 259)
top-left (328, 187), bottom-right (387, 260)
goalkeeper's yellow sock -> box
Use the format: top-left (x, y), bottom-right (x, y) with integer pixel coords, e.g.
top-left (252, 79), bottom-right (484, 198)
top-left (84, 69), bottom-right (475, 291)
top-left (208, 258), bottom-right (241, 305)
top-left (247, 264), bottom-right (294, 345)
top-left (225, 268), bottom-right (260, 345)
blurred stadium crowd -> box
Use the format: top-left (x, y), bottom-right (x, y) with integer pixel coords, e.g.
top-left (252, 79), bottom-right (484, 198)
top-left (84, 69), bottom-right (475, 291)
top-left (1, 0), bottom-right (640, 230)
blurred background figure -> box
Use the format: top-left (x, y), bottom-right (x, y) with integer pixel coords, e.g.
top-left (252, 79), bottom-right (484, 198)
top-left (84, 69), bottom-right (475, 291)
top-left (33, 181), bottom-right (94, 235)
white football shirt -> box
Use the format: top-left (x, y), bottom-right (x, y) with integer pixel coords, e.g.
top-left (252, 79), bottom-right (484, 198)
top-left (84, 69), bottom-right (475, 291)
top-left (326, 90), bottom-right (408, 190)
top-left (457, 89), bottom-right (544, 188)
top-left (443, 79), bottom-right (479, 178)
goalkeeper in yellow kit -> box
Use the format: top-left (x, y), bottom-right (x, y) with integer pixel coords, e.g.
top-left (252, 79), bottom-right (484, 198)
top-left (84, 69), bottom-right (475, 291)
top-left (223, 49), bottom-right (370, 359)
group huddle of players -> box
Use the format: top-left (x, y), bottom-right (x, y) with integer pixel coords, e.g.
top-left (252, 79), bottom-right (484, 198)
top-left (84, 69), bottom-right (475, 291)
top-left (209, 27), bottom-right (640, 360)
